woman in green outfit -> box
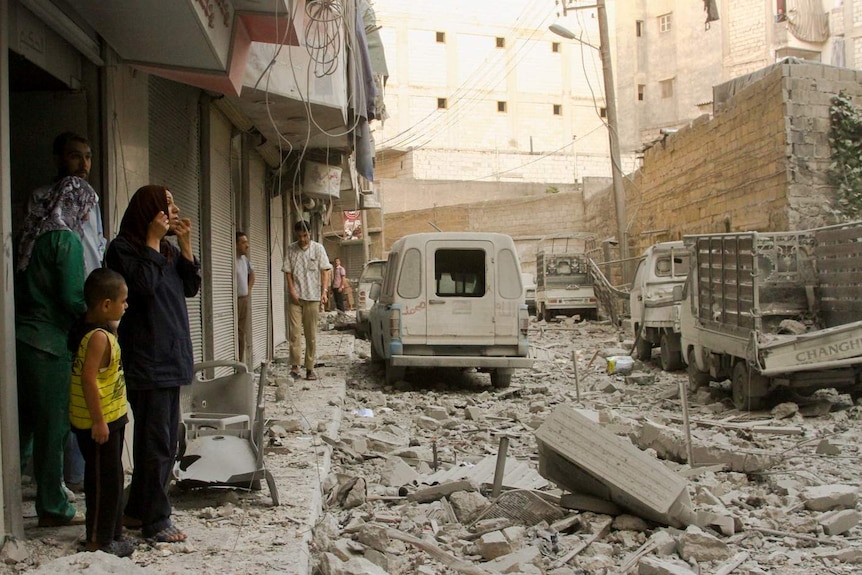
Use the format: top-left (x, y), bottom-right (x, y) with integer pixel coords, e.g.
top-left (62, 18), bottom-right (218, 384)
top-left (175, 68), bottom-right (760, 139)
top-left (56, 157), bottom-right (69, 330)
top-left (15, 176), bottom-right (97, 526)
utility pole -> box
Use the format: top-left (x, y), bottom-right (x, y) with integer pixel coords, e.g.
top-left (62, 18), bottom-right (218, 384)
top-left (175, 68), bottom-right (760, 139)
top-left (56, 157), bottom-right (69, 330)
top-left (556, 0), bottom-right (629, 282)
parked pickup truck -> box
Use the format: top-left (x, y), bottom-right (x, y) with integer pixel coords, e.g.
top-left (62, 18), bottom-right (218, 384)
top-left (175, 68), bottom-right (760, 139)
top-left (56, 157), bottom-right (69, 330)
top-left (679, 221), bottom-right (862, 410)
top-left (630, 241), bottom-right (691, 371)
top-left (535, 233), bottom-right (598, 322)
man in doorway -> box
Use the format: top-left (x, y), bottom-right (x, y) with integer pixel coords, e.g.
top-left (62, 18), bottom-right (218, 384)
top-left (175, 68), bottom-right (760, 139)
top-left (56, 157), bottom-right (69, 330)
top-left (331, 257), bottom-right (347, 312)
top-left (30, 133), bottom-right (105, 497)
top-left (283, 221), bottom-right (330, 381)
top-left (236, 231), bottom-right (255, 362)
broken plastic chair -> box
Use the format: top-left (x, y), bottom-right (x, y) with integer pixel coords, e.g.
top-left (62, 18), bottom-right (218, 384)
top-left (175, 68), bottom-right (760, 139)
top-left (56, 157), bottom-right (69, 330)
top-left (174, 360), bottom-right (279, 506)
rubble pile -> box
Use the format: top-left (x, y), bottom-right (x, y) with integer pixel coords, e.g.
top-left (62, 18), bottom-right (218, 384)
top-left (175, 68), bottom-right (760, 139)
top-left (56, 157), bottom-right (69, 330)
top-left (314, 320), bottom-right (862, 575)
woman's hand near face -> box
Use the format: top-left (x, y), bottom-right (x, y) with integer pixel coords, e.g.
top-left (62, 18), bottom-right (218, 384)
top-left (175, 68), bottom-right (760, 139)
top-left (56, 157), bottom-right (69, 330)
top-left (174, 217), bottom-right (194, 261)
top-left (146, 211), bottom-right (170, 251)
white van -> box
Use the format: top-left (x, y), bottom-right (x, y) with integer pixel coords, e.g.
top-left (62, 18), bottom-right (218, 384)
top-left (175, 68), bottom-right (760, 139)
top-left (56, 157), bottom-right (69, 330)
top-left (368, 232), bottom-right (533, 387)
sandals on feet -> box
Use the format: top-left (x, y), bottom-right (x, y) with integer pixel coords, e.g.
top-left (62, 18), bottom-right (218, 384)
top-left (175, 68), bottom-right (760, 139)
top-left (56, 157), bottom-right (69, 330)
top-left (305, 370), bottom-right (319, 380)
top-left (146, 523), bottom-right (187, 543)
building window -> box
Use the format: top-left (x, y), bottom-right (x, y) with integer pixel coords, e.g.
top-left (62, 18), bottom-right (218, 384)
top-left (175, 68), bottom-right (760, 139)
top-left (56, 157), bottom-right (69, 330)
top-left (497, 101), bottom-right (507, 113)
top-left (553, 104), bottom-right (562, 115)
top-left (436, 31), bottom-right (446, 43)
top-left (636, 20), bottom-right (644, 37)
top-left (437, 98), bottom-right (448, 109)
top-left (776, 0), bottom-right (787, 21)
top-left (660, 78), bottom-right (674, 99)
top-left (659, 14), bottom-right (672, 33)
top-left (496, 37), bottom-right (505, 48)
top-left (600, 107), bottom-right (607, 118)
top-left (552, 42), bottom-right (561, 53)
top-left (638, 85), bottom-right (645, 101)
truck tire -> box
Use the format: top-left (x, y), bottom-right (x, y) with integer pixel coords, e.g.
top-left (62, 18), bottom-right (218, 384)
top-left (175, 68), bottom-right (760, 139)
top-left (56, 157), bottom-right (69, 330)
top-left (635, 330), bottom-right (652, 361)
top-left (687, 350), bottom-right (711, 392)
top-left (542, 306), bottom-right (552, 323)
top-left (660, 333), bottom-right (683, 371)
top-left (490, 369), bottom-right (512, 388)
top-left (732, 361), bottom-right (767, 411)
top-left (385, 360), bottom-right (406, 385)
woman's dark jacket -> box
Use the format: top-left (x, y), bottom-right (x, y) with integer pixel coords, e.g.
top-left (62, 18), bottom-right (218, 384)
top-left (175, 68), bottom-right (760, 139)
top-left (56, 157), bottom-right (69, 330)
top-left (105, 236), bottom-right (201, 390)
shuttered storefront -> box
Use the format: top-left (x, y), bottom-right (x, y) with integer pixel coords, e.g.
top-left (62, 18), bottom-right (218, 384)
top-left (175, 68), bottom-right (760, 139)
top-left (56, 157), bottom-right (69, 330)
top-left (248, 154), bottom-right (270, 365)
top-left (148, 77), bottom-right (203, 362)
top-left (207, 107), bottom-right (237, 364)
top-left (270, 194), bottom-right (286, 348)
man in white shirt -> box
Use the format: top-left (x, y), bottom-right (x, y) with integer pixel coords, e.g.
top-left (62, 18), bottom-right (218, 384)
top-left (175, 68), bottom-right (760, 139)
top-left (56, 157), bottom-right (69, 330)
top-left (236, 231), bottom-right (255, 362)
top-left (283, 221), bottom-right (330, 380)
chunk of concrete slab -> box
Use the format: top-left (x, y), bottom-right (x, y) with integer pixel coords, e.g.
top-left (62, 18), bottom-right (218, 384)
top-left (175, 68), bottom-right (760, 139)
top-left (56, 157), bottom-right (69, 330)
top-left (819, 509), bottom-right (861, 535)
top-left (677, 525), bottom-right (732, 562)
top-left (407, 480), bottom-right (478, 503)
top-left (638, 556), bottom-right (697, 575)
top-left (559, 492), bottom-right (622, 516)
top-left (535, 405), bottom-right (693, 527)
top-left (484, 546), bottom-right (542, 573)
top-left (381, 456), bottom-right (419, 488)
top-left (477, 530), bottom-right (512, 560)
top-left (802, 484), bottom-right (858, 511)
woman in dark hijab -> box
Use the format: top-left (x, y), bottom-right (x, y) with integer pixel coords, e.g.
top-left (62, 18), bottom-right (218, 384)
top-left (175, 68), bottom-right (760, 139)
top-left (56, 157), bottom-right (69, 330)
top-left (15, 176), bottom-right (96, 526)
top-left (105, 185), bottom-right (200, 543)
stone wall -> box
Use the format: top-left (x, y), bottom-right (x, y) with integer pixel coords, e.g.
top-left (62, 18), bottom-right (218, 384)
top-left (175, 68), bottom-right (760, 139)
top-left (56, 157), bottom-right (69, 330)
top-left (585, 61), bottom-right (862, 259)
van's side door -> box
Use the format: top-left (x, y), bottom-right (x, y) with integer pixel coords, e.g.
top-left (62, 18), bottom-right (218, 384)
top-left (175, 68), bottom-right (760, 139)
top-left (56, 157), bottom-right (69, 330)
top-left (425, 240), bottom-right (496, 343)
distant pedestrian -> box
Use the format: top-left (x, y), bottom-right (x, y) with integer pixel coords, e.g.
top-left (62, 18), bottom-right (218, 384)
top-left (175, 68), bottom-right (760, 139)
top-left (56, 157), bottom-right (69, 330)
top-left (68, 268), bottom-right (135, 557)
top-left (331, 257), bottom-right (347, 312)
top-left (236, 231), bottom-right (255, 362)
top-left (284, 220), bottom-right (330, 381)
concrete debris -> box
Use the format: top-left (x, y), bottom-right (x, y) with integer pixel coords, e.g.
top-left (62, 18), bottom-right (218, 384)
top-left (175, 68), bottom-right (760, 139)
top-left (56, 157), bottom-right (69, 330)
top-left (449, 490), bottom-right (491, 523)
top-left (676, 525), bottom-right (733, 562)
top-left (318, 552), bottom-right (392, 575)
top-left (536, 405), bottom-right (694, 527)
top-left (407, 480), bottom-right (479, 504)
top-left (637, 420), bottom-right (779, 473)
top-left (380, 456), bottom-right (419, 487)
top-left (818, 509), bottom-right (860, 535)
top-left (815, 438), bottom-right (841, 455)
top-left (638, 556), bottom-right (697, 575)
top-left (482, 545), bottom-right (541, 573)
top-left (801, 484), bottom-right (858, 511)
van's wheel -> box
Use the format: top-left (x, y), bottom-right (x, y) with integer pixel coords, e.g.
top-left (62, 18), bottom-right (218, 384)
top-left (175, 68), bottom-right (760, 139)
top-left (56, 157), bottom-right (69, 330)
top-left (687, 350), bottom-right (711, 392)
top-left (732, 361), bottom-right (767, 411)
top-left (490, 370), bottom-right (512, 388)
top-left (660, 333), bottom-right (683, 371)
top-left (635, 330), bottom-right (652, 361)
top-left (542, 306), bottom-right (552, 323)
top-left (384, 360), bottom-right (406, 385)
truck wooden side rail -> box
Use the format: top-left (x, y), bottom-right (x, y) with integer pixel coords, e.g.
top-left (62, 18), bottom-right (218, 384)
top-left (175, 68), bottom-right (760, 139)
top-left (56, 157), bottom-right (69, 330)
top-left (680, 220), bottom-right (862, 410)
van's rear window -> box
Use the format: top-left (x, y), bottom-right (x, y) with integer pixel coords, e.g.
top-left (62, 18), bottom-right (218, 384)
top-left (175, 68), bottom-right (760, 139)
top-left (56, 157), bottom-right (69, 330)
top-left (435, 249), bottom-right (485, 297)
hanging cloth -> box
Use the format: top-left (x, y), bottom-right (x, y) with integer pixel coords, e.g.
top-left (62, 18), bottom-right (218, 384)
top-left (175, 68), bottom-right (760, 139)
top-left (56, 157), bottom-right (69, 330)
top-left (786, 0), bottom-right (830, 43)
top-left (704, 0), bottom-right (720, 30)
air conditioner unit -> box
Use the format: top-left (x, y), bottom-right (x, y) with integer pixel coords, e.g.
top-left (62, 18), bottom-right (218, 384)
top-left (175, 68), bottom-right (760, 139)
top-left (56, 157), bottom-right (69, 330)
top-left (302, 161), bottom-right (342, 200)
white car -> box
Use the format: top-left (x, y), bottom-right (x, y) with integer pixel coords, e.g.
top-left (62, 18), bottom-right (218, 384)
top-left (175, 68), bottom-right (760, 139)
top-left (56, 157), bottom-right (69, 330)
top-left (355, 259), bottom-right (387, 339)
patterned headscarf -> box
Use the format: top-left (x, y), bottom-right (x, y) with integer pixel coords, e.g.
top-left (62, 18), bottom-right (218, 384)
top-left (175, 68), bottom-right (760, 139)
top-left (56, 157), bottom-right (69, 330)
top-left (117, 185), bottom-right (173, 259)
top-left (16, 176), bottom-right (97, 272)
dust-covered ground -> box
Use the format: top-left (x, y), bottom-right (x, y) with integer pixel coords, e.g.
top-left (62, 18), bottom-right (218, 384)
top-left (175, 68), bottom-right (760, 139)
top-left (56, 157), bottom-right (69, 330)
top-left (4, 314), bottom-right (862, 574)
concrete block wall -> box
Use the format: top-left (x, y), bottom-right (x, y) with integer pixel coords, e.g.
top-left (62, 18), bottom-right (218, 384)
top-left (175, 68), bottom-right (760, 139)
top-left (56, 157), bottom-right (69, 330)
top-left (382, 192), bottom-right (586, 270)
top-left (584, 61), bottom-right (862, 259)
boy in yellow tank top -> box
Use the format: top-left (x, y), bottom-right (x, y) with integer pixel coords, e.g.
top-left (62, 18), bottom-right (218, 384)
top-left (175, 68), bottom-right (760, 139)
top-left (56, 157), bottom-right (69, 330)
top-left (68, 268), bottom-right (134, 557)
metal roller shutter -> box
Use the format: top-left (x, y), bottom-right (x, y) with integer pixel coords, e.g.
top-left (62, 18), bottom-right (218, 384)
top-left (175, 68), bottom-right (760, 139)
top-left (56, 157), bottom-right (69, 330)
top-left (148, 77), bottom-right (203, 363)
top-left (207, 107), bottom-right (237, 364)
top-left (270, 193), bottom-right (286, 347)
top-left (248, 154), bottom-right (270, 365)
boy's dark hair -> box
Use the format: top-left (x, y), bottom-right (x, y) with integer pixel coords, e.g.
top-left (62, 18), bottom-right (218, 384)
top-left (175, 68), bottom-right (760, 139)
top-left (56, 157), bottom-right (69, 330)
top-left (53, 132), bottom-right (90, 156)
top-left (84, 268), bottom-right (126, 308)
top-left (294, 220), bottom-right (310, 233)
top-left (236, 231), bottom-right (247, 242)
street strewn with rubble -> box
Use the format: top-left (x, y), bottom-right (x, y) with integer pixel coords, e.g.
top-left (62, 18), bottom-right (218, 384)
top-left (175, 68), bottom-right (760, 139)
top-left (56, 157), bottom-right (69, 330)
top-left (4, 312), bottom-right (862, 575)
